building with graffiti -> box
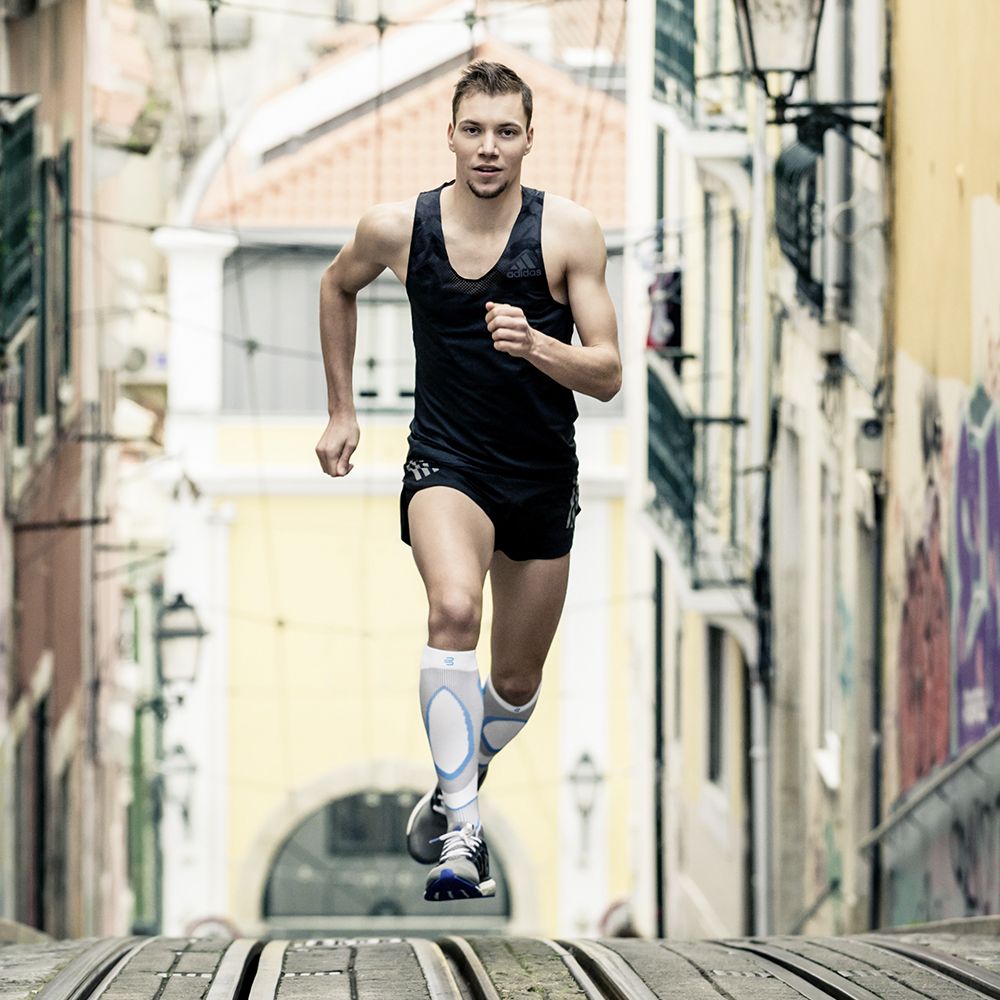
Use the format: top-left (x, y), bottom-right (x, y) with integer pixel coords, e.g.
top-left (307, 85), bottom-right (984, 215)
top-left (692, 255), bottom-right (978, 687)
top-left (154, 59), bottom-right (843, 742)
top-left (871, 0), bottom-right (1000, 925)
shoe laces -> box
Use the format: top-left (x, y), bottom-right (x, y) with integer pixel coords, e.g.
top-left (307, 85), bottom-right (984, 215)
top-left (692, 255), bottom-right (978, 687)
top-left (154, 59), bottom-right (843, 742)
top-left (434, 822), bottom-right (483, 863)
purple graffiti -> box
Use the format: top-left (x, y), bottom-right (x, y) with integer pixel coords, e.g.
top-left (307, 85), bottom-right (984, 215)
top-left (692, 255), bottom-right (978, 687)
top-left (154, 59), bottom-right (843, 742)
top-left (951, 386), bottom-right (1000, 749)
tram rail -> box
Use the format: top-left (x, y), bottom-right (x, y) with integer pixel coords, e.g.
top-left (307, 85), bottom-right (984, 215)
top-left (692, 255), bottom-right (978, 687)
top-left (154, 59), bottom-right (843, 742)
top-left (25, 931), bottom-right (1000, 1000)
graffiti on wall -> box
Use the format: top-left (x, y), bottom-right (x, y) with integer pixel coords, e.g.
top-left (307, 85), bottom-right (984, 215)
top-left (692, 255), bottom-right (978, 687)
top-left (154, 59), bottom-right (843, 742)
top-left (897, 495), bottom-right (952, 789)
top-left (898, 389), bottom-right (1000, 787)
top-left (889, 197), bottom-right (1000, 924)
top-left (951, 387), bottom-right (1000, 747)
top-left (896, 197), bottom-right (1000, 793)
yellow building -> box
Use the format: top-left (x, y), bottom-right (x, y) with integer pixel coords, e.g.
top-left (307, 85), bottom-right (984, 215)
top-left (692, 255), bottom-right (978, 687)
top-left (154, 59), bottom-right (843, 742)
top-left (874, 0), bottom-right (1000, 924)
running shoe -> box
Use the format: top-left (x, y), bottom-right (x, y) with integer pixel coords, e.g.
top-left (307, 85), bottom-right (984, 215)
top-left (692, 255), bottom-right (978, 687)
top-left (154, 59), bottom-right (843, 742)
top-left (405, 785), bottom-right (447, 864)
top-left (405, 769), bottom-right (488, 864)
top-left (424, 823), bottom-right (495, 901)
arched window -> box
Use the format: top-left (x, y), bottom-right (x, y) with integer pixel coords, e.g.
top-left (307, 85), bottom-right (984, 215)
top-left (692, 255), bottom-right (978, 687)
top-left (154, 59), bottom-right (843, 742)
top-left (262, 789), bottom-right (511, 934)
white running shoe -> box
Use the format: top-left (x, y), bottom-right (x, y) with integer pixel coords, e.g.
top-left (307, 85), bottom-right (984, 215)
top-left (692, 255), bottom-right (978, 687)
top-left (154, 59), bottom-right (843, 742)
top-left (424, 823), bottom-right (496, 901)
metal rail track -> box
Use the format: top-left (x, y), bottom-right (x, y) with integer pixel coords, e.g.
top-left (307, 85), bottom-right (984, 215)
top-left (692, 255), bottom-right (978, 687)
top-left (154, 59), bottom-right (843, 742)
top-left (23, 933), bottom-right (1000, 1000)
top-left (34, 937), bottom-right (150, 1000)
top-left (863, 936), bottom-right (1000, 999)
top-left (722, 936), bottom-right (1000, 1000)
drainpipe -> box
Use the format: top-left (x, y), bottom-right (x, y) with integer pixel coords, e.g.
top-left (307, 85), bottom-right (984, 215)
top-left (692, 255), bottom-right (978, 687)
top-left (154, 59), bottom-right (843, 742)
top-left (868, 483), bottom-right (885, 929)
top-left (747, 83), bottom-right (773, 937)
top-left (822, 0), bottom-right (849, 327)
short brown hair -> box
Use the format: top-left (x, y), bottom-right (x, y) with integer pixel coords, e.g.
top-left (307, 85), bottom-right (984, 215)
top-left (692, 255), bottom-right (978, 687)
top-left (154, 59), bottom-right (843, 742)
top-left (452, 60), bottom-right (533, 128)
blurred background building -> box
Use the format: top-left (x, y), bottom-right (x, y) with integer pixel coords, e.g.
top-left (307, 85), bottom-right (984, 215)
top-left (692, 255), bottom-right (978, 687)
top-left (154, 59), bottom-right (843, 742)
top-left (1, 0), bottom-right (998, 944)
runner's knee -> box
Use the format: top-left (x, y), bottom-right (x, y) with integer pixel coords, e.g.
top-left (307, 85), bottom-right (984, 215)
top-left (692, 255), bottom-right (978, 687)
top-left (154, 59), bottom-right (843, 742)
top-left (491, 671), bottom-right (541, 707)
top-left (427, 589), bottom-right (482, 647)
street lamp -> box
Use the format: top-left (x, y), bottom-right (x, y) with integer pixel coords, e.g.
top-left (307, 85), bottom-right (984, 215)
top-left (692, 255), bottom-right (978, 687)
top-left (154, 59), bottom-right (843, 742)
top-left (734, 0), bottom-right (826, 103)
top-left (569, 751), bottom-right (603, 866)
top-left (155, 593), bottom-right (207, 687)
top-left (733, 0), bottom-right (881, 132)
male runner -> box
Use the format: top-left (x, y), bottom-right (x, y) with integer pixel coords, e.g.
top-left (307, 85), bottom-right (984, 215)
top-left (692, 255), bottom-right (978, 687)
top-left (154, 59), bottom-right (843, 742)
top-left (315, 60), bottom-right (620, 902)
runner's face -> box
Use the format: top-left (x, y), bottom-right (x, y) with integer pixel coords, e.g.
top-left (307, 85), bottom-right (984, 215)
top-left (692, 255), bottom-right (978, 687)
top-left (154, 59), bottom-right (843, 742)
top-left (448, 92), bottom-right (532, 200)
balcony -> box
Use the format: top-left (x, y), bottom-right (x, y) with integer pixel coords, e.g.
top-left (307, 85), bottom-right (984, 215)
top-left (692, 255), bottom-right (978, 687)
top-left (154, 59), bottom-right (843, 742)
top-left (775, 136), bottom-right (824, 314)
top-left (647, 352), bottom-right (696, 566)
top-left (647, 352), bottom-right (750, 589)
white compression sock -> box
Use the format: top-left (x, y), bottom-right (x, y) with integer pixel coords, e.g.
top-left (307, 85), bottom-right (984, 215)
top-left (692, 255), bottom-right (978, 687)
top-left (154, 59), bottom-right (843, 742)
top-left (419, 645), bottom-right (482, 830)
top-left (478, 674), bottom-right (541, 775)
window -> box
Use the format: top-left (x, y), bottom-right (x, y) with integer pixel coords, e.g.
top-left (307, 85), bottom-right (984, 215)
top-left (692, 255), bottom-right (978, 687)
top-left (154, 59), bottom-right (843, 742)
top-left (222, 249), bottom-right (414, 415)
top-left (654, 0), bottom-right (697, 114)
top-left (707, 625), bottom-right (725, 785)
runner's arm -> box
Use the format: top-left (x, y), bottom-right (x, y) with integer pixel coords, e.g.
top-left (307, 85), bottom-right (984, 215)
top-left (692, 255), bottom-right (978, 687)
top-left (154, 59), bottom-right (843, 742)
top-left (487, 207), bottom-right (621, 401)
top-left (316, 205), bottom-right (405, 476)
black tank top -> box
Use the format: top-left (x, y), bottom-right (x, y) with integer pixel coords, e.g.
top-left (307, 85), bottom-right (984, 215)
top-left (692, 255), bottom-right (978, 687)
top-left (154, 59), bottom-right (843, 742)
top-left (404, 180), bottom-right (578, 481)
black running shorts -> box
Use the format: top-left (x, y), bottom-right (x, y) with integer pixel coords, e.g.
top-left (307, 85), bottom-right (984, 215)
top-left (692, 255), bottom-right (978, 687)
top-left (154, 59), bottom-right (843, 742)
top-left (400, 455), bottom-right (581, 561)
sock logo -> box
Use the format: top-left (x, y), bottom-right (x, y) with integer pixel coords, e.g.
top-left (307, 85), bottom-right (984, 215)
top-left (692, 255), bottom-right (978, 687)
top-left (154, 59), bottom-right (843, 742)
top-left (444, 656), bottom-right (455, 666)
top-left (506, 250), bottom-right (542, 279)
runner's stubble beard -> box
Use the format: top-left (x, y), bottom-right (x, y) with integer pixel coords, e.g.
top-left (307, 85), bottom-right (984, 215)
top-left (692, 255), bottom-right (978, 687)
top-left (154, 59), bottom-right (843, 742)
top-left (467, 178), bottom-right (509, 200)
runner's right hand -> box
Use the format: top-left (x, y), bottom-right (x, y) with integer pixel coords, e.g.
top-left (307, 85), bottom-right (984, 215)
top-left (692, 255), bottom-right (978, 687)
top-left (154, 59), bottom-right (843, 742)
top-left (316, 414), bottom-right (360, 477)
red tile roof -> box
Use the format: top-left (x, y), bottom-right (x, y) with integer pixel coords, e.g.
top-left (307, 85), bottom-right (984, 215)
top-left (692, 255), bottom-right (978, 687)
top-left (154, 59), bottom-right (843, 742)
top-left (195, 38), bottom-right (625, 231)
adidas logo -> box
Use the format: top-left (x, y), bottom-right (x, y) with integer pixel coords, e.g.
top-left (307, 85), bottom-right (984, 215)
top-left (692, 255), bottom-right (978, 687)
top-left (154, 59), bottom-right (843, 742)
top-left (405, 460), bottom-right (439, 481)
top-left (506, 250), bottom-right (542, 279)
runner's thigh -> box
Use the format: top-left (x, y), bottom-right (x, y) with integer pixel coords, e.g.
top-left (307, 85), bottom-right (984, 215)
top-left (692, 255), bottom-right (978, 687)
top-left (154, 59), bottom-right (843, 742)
top-left (408, 486), bottom-right (496, 595)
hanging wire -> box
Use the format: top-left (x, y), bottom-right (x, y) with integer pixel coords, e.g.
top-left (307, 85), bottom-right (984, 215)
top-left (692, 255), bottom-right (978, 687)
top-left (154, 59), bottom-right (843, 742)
top-left (569, 0), bottom-right (607, 203)
top-left (576, 0), bottom-right (626, 204)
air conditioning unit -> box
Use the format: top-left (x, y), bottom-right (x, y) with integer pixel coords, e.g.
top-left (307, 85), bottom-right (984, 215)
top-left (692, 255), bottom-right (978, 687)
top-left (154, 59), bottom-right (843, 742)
top-left (118, 296), bottom-right (169, 387)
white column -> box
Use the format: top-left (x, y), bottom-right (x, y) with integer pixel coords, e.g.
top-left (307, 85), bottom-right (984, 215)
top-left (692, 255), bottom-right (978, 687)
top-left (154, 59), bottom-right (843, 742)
top-left (152, 227), bottom-right (238, 470)
top-left (623, 0), bottom-right (658, 938)
top-left (153, 225), bottom-right (237, 934)
top-left (160, 496), bottom-right (235, 935)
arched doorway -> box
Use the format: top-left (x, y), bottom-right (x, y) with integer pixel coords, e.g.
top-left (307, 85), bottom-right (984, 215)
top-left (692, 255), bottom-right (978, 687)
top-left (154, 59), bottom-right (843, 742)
top-left (262, 788), bottom-right (511, 936)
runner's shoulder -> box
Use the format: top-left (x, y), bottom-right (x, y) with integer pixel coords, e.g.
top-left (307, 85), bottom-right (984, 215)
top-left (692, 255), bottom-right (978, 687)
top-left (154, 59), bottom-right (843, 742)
top-left (355, 198), bottom-right (417, 257)
top-left (540, 192), bottom-right (606, 267)
top-left (540, 193), bottom-right (603, 244)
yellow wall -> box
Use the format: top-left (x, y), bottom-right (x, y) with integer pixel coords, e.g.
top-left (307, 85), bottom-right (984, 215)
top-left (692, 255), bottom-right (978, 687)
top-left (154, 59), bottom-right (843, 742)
top-left (218, 424), bottom-right (629, 935)
top-left (893, 0), bottom-right (1000, 375)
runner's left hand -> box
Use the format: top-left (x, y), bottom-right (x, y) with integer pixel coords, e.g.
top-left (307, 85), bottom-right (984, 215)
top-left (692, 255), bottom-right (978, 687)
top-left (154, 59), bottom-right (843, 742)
top-left (486, 301), bottom-right (537, 358)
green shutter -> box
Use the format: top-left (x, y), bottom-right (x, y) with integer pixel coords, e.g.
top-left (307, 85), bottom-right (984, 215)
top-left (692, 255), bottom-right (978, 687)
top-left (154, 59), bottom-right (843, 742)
top-left (1, 98), bottom-right (38, 349)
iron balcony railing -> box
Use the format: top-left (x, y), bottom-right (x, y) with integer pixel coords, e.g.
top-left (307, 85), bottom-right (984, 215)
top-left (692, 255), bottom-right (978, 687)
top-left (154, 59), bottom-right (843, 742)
top-left (647, 351), bottom-right (696, 565)
top-left (1, 95), bottom-right (39, 350)
top-left (775, 137), bottom-right (824, 313)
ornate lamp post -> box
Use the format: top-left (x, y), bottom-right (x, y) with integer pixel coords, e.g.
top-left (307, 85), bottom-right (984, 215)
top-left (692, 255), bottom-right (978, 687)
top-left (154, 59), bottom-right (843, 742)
top-left (155, 593), bottom-right (207, 688)
top-left (569, 751), bottom-right (603, 867)
top-left (734, 0), bottom-right (826, 103)
top-left (733, 0), bottom-right (881, 131)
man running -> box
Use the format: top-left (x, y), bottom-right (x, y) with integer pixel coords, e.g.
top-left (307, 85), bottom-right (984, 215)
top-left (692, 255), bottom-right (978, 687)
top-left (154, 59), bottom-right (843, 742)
top-left (315, 60), bottom-right (620, 902)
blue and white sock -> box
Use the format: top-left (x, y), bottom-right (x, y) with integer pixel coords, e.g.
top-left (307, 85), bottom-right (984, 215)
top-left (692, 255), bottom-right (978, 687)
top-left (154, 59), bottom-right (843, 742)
top-left (420, 645), bottom-right (482, 830)
top-left (478, 674), bottom-right (541, 777)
